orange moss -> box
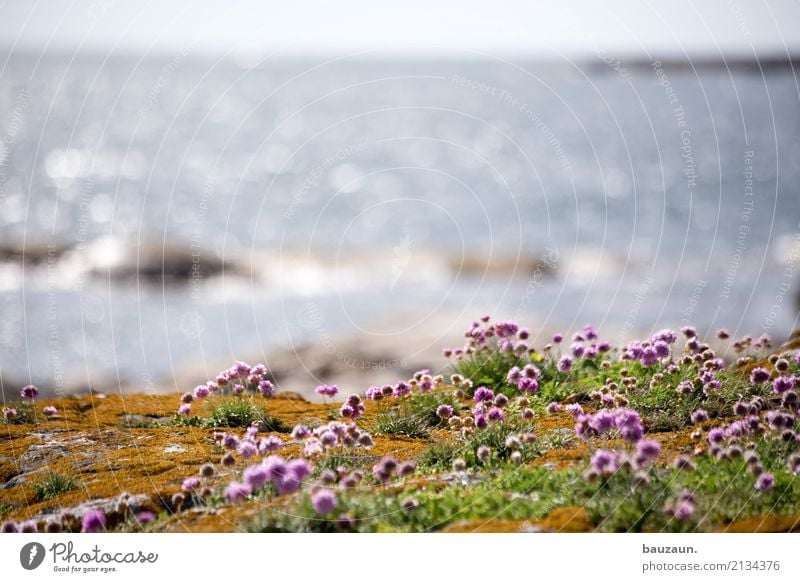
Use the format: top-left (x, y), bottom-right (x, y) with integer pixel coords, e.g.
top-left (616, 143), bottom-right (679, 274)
top-left (719, 515), bottom-right (800, 533)
top-left (533, 506), bottom-right (593, 532)
top-left (443, 518), bottom-right (536, 533)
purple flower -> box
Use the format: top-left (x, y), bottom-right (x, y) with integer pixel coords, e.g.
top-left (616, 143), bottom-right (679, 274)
top-left (224, 481), bottom-right (251, 503)
top-left (315, 384), bottom-right (338, 398)
top-left (772, 376), bottom-right (796, 394)
top-left (81, 510), bottom-right (106, 533)
top-left (557, 356), bottom-right (572, 372)
top-left (232, 361), bottom-right (251, 377)
top-left (243, 464), bottom-right (270, 491)
top-left (707, 428), bottom-right (726, 445)
top-left (652, 329), bottom-right (677, 344)
top-left (319, 430), bottom-right (338, 448)
top-left (474, 414), bottom-right (488, 429)
top-left (571, 343), bottom-right (585, 358)
top-left (193, 385), bottom-right (211, 400)
top-left (681, 326), bottom-right (696, 338)
top-left (393, 381), bottom-right (412, 398)
top-left (640, 347), bottom-right (659, 367)
top-left (181, 477), bottom-right (201, 493)
top-left (42, 406), bottom-right (58, 417)
top-left (476, 445), bottom-right (490, 463)
top-left (3, 407), bottom-right (17, 420)
top-left (690, 409), bottom-right (709, 424)
top-left (574, 414), bottom-right (592, 440)
top-left (287, 458), bottom-right (312, 482)
top-left (673, 499), bottom-right (695, 521)
top-left (436, 405), bottom-right (453, 419)
top-left (589, 410), bottom-right (615, 435)
top-left (311, 488), bottom-right (337, 514)
top-left (522, 364), bottom-right (540, 380)
top-left (473, 387), bottom-right (494, 402)
top-left (590, 449), bottom-right (616, 475)
top-left (136, 511), bottom-right (155, 525)
top-left (553, 333), bottom-right (564, 343)
top-left (237, 441), bottom-right (258, 459)
top-left (291, 424), bottom-right (311, 440)
top-left (750, 367), bottom-right (771, 384)
top-left (518, 377), bottom-right (539, 393)
top-left (177, 403), bottom-right (191, 415)
top-left (487, 406), bottom-right (505, 422)
top-left (546, 402), bottom-right (562, 414)
top-left (365, 386), bottom-right (383, 400)
top-left (20, 385), bottom-right (39, 400)
top-left (495, 321), bottom-right (519, 338)
top-left (614, 408), bottom-right (644, 442)
top-left (258, 380), bottom-right (275, 397)
top-left (565, 403), bottom-right (584, 417)
top-left (398, 461), bottom-right (416, 477)
top-left (507, 367), bottom-right (522, 384)
top-left (653, 340), bottom-right (671, 359)
top-left (584, 324), bottom-right (598, 340)
top-left (259, 435), bottom-right (284, 454)
top-left (635, 438), bottom-right (661, 465)
top-left (263, 455), bottom-right (288, 481)
top-left (755, 473), bottom-right (775, 492)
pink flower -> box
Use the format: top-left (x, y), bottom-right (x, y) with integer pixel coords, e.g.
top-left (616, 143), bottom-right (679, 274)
top-left (42, 406), bottom-right (58, 417)
top-left (81, 510), bottom-right (106, 533)
top-left (243, 464), bottom-right (270, 491)
top-left (193, 385), bottom-right (211, 400)
top-left (224, 481), bottom-right (251, 503)
top-left (20, 384), bottom-right (39, 400)
top-left (311, 488), bottom-right (337, 514)
top-left (177, 403), bottom-right (191, 415)
top-left (755, 473), bottom-right (775, 492)
top-left (436, 405), bottom-right (453, 419)
top-left (315, 384), bottom-right (339, 398)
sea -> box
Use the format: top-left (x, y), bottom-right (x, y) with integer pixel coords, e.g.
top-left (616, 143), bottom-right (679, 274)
top-left (1, 53), bottom-right (799, 393)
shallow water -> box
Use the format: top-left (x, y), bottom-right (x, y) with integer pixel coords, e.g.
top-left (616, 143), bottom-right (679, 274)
top-left (0, 54), bottom-right (799, 392)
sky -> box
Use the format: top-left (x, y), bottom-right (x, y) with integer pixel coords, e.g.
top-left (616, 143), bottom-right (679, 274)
top-left (0, 0), bottom-right (799, 59)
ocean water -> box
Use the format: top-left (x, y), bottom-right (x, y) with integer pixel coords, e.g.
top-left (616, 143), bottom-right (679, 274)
top-left (1, 54), bottom-right (799, 392)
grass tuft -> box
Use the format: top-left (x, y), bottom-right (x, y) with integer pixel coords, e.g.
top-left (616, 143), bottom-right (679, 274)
top-left (34, 472), bottom-right (78, 501)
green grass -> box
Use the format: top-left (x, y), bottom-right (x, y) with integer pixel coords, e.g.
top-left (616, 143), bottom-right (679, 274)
top-left (1, 402), bottom-right (38, 425)
top-left (247, 443), bottom-right (800, 533)
top-left (450, 350), bottom-right (527, 397)
top-left (174, 397), bottom-right (289, 432)
top-left (418, 417), bottom-right (539, 470)
top-left (373, 411), bottom-right (432, 438)
top-left (371, 391), bottom-right (461, 438)
top-left (34, 472), bottom-right (78, 501)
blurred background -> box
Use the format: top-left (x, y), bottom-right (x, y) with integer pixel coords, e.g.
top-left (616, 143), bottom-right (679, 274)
top-left (1, 0), bottom-right (799, 399)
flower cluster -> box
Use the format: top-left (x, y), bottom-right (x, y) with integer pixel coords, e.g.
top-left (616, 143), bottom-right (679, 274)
top-left (443, 315), bottom-right (530, 359)
top-left (584, 438), bottom-right (661, 482)
top-left (177, 361), bottom-right (275, 415)
top-left (339, 393), bottom-right (365, 420)
top-left (372, 455), bottom-right (416, 483)
top-left (506, 364), bottom-right (540, 393)
top-left (574, 407), bottom-right (644, 443)
top-left (366, 371), bottom-right (445, 401)
top-left (290, 420), bottom-right (374, 456)
top-left (215, 425), bottom-right (285, 461)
